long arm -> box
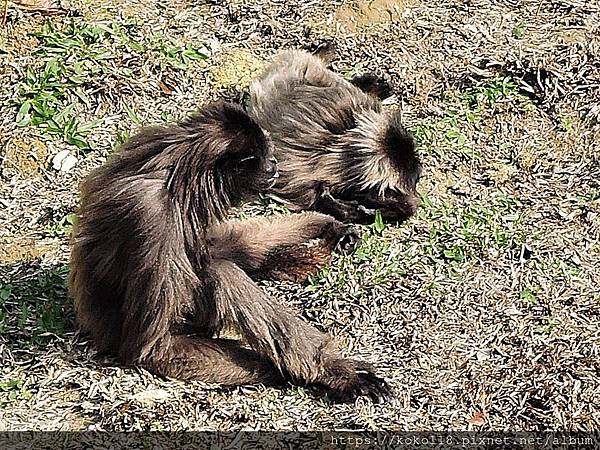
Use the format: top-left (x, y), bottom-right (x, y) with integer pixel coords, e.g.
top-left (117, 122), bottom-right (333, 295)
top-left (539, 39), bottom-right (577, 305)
top-left (207, 212), bottom-right (358, 281)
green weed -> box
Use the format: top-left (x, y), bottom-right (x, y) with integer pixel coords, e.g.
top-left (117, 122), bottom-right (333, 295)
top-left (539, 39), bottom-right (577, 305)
top-left (0, 266), bottom-right (72, 343)
top-left (512, 22), bottom-right (525, 39)
top-left (0, 378), bottom-right (32, 406)
top-left (43, 212), bottom-right (77, 237)
top-left (14, 19), bottom-right (208, 149)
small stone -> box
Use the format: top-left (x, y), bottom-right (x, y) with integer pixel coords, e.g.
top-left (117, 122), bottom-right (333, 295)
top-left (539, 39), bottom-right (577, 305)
top-left (52, 150), bottom-right (78, 172)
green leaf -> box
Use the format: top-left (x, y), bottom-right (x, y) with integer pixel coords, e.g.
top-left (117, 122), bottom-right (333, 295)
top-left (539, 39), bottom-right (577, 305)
top-left (128, 41), bottom-right (145, 52)
top-left (25, 66), bottom-right (36, 85)
top-left (373, 209), bottom-right (385, 234)
top-left (65, 213), bottom-right (77, 225)
top-left (15, 101), bottom-right (32, 126)
top-left (512, 22), bottom-right (525, 39)
top-left (123, 103), bottom-right (142, 126)
top-left (0, 285), bottom-right (12, 302)
top-left (67, 135), bottom-right (90, 149)
top-left (520, 287), bottom-right (537, 304)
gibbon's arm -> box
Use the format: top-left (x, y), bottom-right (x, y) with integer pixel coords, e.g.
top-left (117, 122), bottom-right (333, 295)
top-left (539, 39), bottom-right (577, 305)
top-left (207, 212), bottom-right (358, 282)
top-left (208, 258), bottom-right (390, 402)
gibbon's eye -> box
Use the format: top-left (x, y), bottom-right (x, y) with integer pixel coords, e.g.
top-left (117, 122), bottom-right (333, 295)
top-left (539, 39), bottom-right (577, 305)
top-left (236, 155), bottom-right (259, 173)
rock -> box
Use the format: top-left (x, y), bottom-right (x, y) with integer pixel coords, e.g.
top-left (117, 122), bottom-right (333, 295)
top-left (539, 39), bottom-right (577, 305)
top-left (52, 150), bottom-right (78, 172)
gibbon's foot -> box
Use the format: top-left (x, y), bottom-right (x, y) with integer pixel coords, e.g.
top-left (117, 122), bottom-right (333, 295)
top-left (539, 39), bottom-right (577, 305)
top-left (334, 225), bottom-right (360, 255)
top-left (317, 358), bottom-right (392, 404)
top-left (305, 38), bottom-right (336, 64)
top-left (350, 72), bottom-right (395, 100)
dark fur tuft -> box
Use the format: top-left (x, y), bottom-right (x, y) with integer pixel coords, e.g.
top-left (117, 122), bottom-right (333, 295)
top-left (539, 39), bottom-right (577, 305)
top-left (382, 111), bottom-right (421, 185)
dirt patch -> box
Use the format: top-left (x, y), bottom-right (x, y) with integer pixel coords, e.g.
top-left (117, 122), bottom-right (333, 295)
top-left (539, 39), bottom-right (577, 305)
top-left (209, 48), bottom-right (265, 91)
top-left (487, 162), bottom-right (518, 184)
top-left (0, 14), bottom-right (44, 55)
top-left (0, 237), bottom-right (55, 263)
top-left (1, 138), bottom-right (49, 179)
top-left (67, 0), bottom-right (189, 21)
top-left (335, 0), bottom-right (405, 32)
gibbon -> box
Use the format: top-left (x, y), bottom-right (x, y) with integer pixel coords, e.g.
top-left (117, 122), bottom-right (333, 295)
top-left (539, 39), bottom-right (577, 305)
top-left (69, 102), bottom-right (389, 402)
top-left (249, 48), bottom-right (422, 223)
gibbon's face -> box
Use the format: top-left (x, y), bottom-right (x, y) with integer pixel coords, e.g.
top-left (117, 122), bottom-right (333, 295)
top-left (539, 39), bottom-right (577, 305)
top-left (337, 151), bottom-right (422, 224)
top-left (368, 114), bottom-right (422, 223)
top-left (223, 134), bottom-right (279, 200)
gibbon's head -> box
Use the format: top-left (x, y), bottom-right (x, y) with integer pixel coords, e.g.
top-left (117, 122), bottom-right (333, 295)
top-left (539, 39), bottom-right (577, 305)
top-left (211, 102), bottom-right (278, 201)
top-left (339, 109), bottom-right (422, 223)
top-left (175, 102), bottom-right (278, 205)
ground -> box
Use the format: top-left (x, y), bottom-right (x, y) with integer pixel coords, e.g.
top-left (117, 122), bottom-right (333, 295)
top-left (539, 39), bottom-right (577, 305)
top-left (0, 0), bottom-right (599, 432)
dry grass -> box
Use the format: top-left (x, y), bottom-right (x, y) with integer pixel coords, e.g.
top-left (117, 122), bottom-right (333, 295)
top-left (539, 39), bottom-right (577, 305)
top-left (0, 0), bottom-right (599, 431)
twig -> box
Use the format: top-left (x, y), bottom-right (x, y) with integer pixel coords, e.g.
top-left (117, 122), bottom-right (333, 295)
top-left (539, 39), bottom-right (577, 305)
top-left (1, 0), bottom-right (8, 28)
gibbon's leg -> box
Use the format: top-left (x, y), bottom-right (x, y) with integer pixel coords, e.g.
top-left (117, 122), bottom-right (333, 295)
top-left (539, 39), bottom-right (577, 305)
top-left (210, 258), bottom-right (390, 402)
top-left (207, 212), bottom-right (359, 282)
top-left (114, 247), bottom-right (283, 386)
top-left (143, 336), bottom-right (283, 386)
top-left (349, 73), bottom-right (394, 100)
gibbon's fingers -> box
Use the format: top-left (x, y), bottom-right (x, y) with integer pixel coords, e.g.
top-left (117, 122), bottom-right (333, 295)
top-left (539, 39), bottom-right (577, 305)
top-left (314, 190), bottom-right (364, 223)
top-left (349, 72), bottom-right (395, 100)
top-left (316, 358), bottom-right (392, 404)
top-left (305, 38), bottom-right (336, 65)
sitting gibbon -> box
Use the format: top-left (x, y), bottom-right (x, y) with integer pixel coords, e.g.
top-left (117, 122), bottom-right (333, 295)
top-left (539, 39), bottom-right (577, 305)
top-left (69, 101), bottom-right (389, 402)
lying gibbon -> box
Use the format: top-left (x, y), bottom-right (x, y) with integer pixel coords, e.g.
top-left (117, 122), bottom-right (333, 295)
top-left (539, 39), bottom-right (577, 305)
top-left (249, 48), bottom-right (422, 223)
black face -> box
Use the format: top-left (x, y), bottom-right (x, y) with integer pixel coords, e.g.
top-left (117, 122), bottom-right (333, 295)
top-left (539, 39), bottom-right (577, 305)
top-left (234, 151), bottom-right (279, 191)
top-left (221, 136), bottom-right (279, 200)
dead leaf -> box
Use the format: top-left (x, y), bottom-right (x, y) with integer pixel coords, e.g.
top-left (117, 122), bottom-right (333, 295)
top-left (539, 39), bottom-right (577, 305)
top-left (10, 0), bottom-right (65, 14)
top-left (468, 411), bottom-right (485, 426)
top-left (130, 389), bottom-right (171, 406)
top-left (52, 150), bottom-right (78, 172)
top-left (158, 79), bottom-right (174, 95)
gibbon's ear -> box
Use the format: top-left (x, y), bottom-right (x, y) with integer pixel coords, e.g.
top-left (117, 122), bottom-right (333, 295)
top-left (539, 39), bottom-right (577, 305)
top-left (217, 102), bottom-right (265, 142)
